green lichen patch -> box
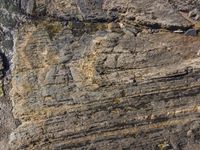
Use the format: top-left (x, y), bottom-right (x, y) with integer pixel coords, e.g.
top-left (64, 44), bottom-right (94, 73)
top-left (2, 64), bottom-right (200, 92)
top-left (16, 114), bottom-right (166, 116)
top-left (66, 20), bottom-right (107, 36)
top-left (158, 142), bottom-right (170, 150)
top-left (43, 21), bottom-right (62, 40)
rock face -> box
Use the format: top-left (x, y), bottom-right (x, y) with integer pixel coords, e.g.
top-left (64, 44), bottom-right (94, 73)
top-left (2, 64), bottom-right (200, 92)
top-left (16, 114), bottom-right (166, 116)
top-left (1, 0), bottom-right (200, 150)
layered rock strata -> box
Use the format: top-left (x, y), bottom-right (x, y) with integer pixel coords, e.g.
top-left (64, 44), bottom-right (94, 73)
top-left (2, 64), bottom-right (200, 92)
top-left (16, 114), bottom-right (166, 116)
top-left (0, 0), bottom-right (200, 149)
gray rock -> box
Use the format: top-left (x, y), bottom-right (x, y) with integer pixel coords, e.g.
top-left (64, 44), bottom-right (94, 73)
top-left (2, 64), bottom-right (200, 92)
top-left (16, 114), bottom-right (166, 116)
top-left (1, 0), bottom-right (200, 150)
top-left (184, 29), bottom-right (197, 36)
top-left (189, 8), bottom-right (200, 20)
top-left (21, 0), bottom-right (35, 15)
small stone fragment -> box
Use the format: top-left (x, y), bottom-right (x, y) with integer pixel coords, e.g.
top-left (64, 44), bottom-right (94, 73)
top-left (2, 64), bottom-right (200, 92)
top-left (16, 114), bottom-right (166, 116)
top-left (189, 8), bottom-right (200, 20)
top-left (174, 29), bottom-right (184, 34)
top-left (184, 29), bottom-right (197, 36)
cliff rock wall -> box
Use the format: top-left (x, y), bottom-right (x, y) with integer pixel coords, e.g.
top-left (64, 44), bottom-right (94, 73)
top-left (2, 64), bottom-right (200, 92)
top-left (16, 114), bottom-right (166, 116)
top-left (0, 0), bottom-right (200, 149)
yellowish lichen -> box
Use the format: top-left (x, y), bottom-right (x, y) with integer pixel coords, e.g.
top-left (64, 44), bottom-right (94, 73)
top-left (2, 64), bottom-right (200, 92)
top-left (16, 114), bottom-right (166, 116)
top-left (42, 21), bottom-right (62, 39)
top-left (0, 81), bottom-right (4, 97)
top-left (158, 142), bottom-right (170, 150)
top-left (66, 21), bottom-right (108, 35)
top-left (66, 21), bottom-right (74, 29)
top-left (112, 98), bottom-right (120, 104)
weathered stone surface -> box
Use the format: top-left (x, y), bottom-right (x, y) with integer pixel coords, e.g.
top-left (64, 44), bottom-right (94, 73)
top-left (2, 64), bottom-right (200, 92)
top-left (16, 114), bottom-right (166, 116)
top-left (170, 0), bottom-right (200, 22)
top-left (7, 20), bottom-right (200, 149)
top-left (170, 0), bottom-right (200, 11)
top-left (1, 0), bottom-right (200, 150)
top-left (0, 0), bottom-right (28, 149)
top-left (12, 0), bottom-right (193, 28)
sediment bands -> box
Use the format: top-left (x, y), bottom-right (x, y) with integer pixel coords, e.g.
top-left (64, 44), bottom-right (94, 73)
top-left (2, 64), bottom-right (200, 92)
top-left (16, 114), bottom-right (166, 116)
top-left (0, 0), bottom-right (200, 150)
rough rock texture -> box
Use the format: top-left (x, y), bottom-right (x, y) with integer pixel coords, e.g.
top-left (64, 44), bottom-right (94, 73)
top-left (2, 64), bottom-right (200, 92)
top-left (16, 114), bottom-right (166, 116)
top-left (1, 0), bottom-right (200, 150)
top-left (0, 1), bottom-right (26, 149)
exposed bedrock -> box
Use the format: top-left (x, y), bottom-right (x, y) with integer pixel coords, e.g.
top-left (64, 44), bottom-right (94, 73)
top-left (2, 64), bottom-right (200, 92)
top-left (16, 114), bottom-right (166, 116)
top-left (0, 0), bottom-right (200, 150)
top-left (9, 21), bottom-right (200, 149)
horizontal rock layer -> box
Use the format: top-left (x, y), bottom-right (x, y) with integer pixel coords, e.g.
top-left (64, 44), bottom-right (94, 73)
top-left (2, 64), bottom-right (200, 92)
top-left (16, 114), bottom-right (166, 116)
top-left (0, 0), bottom-right (200, 150)
top-left (8, 20), bottom-right (200, 149)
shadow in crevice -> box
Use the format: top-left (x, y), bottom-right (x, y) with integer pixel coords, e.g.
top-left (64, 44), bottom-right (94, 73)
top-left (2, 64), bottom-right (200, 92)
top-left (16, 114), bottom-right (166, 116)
top-left (0, 53), bottom-right (9, 79)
